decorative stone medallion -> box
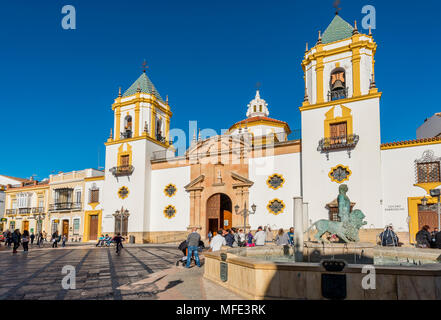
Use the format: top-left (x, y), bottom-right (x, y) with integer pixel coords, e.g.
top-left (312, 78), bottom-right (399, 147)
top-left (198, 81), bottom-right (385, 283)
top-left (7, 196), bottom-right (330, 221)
top-left (164, 205), bottom-right (177, 219)
top-left (267, 199), bottom-right (285, 215)
top-left (118, 186), bottom-right (129, 199)
top-left (329, 165), bottom-right (352, 184)
top-left (164, 184), bottom-right (177, 197)
top-left (266, 174), bottom-right (285, 190)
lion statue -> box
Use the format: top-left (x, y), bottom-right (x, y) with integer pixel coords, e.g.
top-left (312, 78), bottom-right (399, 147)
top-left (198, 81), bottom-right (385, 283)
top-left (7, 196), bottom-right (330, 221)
top-left (307, 185), bottom-right (367, 243)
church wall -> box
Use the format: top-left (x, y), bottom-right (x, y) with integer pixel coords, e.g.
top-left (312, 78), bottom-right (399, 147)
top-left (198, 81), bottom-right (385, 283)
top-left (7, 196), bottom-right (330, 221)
top-left (381, 143), bottom-right (441, 237)
top-left (149, 165), bottom-right (191, 232)
top-left (248, 152), bottom-right (302, 230)
top-left (301, 97), bottom-right (383, 229)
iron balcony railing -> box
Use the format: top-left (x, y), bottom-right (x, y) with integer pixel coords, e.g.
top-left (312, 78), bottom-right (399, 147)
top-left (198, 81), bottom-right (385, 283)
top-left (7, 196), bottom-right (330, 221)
top-left (6, 209), bottom-right (16, 215)
top-left (49, 202), bottom-right (82, 211)
top-left (328, 88), bottom-right (348, 101)
top-left (109, 165), bottom-right (134, 177)
top-left (18, 208), bottom-right (32, 215)
top-left (32, 207), bottom-right (45, 214)
top-left (318, 134), bottom-right (360, 153)
top-left (120, 130), bottom-right (132, 139)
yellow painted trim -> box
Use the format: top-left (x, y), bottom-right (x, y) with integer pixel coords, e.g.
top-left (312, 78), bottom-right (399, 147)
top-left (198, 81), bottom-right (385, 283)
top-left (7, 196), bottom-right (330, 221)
top-left (328, 165), bottom-right (352, 184)
top-left (104, 134), bottom-right (175, 150)
top-left (299, 92), bottom-right (382, 112)
top-left (351, 46), bottom-right (361, 97)
top-left (83, 210), bottom-right (102, 242)
top-left (118, 186), bottom-right (129, 200)
top-left (117, 143), bottom-right (133, 167)
top-left (316, 56), bottom-right (325, 104)
top-left (267, 198), bottom-right (286, 216)
top-left (89, 202), bottom-right (100, 210)
top-left (115, 107), bottom-right (121, 141)
top-left (151, 107), bottom-right (156, 139)
top-left (164, 205), bottom-right (177, 219)
top-left (84, 176), bottom-right (105, 182)
top-left (381, 139), bottom-right (441, 150)
top-left (164, 184), bottom-right (177, 197)
top-left (324, 105), bottom-right (353, 139)
top-left (5, 184), bottom-right (49, 193)
top-left (413, 182), bottom-right (441, 195)
top-left (266, 174), bottom-right (285, 190)
top-left (134, 102), bottom-right (140, 137)
top-left (112, 96), bottom-right (173, 117)
top-left (228, 119), bottom-right (291, 134)
top-left (407, 196), bottom-right (438, 244)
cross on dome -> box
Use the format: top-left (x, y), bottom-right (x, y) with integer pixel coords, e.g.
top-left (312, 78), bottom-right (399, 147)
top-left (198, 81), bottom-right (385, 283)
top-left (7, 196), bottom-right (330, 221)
top-left (246, 90), bottom-right (269, 118)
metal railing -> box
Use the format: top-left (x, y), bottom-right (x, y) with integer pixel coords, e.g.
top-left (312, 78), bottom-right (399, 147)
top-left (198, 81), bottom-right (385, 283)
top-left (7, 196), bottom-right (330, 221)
top-left (120, 130), bottom-right (132, 139)
top-left (6, 209), bottom-right (16, 215)
top-left (49, 202), bottom-right (82, 211)
top-left (318, 134), bottom-right (359, 152)
top-left (328, 88), bottom-right (348, 101)
top-left (32, 207), bottom-right (45, 214)
top-left (109, 165), bottom-right (134, 177)
top-left (18, 208), bottom-right (32, 215)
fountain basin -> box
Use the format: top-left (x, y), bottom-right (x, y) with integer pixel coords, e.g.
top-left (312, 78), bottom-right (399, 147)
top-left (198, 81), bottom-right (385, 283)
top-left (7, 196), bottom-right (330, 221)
top-left (203, 245), bottom-right (441, 300)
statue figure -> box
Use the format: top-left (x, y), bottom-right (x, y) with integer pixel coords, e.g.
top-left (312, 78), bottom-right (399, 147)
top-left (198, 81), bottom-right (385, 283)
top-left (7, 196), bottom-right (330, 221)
top-left (308, 184), bottom-right (367, 243)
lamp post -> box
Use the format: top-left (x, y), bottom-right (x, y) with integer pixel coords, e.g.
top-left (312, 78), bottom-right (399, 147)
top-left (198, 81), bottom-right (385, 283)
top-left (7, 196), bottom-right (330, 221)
top-left (429, 189), bottom-right (441, 231)
top-left (113, 207), bottom-right (130, 236)
top-left (33, 213), bottom-right (46, 234)
top-left (234, 202), bottom-right (257, 234)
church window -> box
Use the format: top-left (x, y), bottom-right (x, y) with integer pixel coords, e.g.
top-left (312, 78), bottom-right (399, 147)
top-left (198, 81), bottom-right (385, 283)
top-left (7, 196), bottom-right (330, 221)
top-left (122, 115), bottom-right (132, 139)
top-left (329, 165), bottom-right (352, 184)
top-left (164, 205), bottom-right (177, 219)
top-left (120, 155), bottom-right (130, 167)
top-left (259, 105), bottom-right (262, 112)
top-left (329, 122), bottom-right (347, 144)
top-left (415, 151), bottom-right (441, 184)
top-left (267, 174), bottom-right (285, 190)
top-left (267, 199), bottom-right (285, 215)
top-left (254, 106), bottom-right (256, 113)
top-left (89, 186), bottom-right (99, 203)
top-left (329, 68), bottom-right (347, 101)
top-left (164, 184), bottom-right (177, 197)
top-left (118, 186), bottom-right (129, 199)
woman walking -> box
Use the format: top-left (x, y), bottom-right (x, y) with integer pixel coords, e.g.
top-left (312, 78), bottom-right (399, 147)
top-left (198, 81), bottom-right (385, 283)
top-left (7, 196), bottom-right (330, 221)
top-left (22, 230), bottom-right (30, 252)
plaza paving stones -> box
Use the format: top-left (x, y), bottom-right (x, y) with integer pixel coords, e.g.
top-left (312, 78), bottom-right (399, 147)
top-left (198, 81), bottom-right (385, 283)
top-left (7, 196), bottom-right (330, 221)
top-left (0, 244), bottom-right (241, 300)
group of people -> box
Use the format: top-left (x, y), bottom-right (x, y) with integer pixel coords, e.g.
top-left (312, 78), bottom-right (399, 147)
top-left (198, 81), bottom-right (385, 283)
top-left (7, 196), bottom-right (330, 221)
top-left (96, 233), bottom-right (125, 253)
top-left (415, 225), bottom-right (441, 249)
top-left (207, 226), bottom-right (295, 252)
top-left (2, 229), bottom-right (67, 252)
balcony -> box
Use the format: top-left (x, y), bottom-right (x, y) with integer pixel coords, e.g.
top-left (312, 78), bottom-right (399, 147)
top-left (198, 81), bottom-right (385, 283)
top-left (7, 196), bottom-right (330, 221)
top-left (156, 133), bottom-right (167, 144)
top-left (49, 202), bottom-right (82, 212)
top-left (18, 208), bottom-right (32, 215)
top-left (328, 88), bottom-right (348, 101)
top-left (120, 130), bottom-right (132, 140)
top-left (32, 207), bottom-right (45, 214)
top-left (318, 134), bottom-right (359, 159)
top-left (109, 165), bottom-right (134, 177)
top-left (6, 209), bottom-right (16, 215)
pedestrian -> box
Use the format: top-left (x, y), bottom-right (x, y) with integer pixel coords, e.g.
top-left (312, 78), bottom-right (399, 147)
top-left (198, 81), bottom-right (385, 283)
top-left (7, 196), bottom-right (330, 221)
top-left (30, 232), bottom-right (35, 245)
top-left (275, 228), bottom-right (290, 246)
top-left (52, 231), bottom-right (59, 248)
top-left (224, 229), bottom-right (235, 247)
top-left (254, 226), bottom-right (266, 246)
top-left (246, 230), bottom-right (255, 247)
top-left (209, 229), bottom-right (226, 252)
top-left (12, 229), bottom-right (21, 254)
top-left (42, 231), bottom-right (47, 243)
top-left (185, 227), bottom-right (201, 268)
top-left (96, 234), bottom-right (105, 247)
top-left (62, 235), bottom-right (67, 247)
top-left (207, 231), bottom-right (213, 243)
top-left (238, 229), bottom-right (246, 247)
top-left (379, 225), bottom-right (399, 247)
top-left (265, 226), bottom-right (274, 244)
top-left (22, 230), bottom-right (30, 252)
top-left (6, 231), bottom-right (12, 247)
top-left (416, 225), bottom-right (431, 248)
top-left (435, 230), bottom-right (441, 249)
top-left (232, 228), bottom-right (239, 248)
top-left (286, 227), bottom-right (294, 245)
top-left (37, 232), bottom-right (43, 246)
top-left (430, 228), bottom-right (439, 248)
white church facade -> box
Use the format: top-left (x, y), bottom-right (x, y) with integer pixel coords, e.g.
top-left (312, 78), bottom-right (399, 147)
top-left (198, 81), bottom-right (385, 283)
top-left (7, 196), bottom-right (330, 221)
top-left (92, 14), bottom-right (441, 244)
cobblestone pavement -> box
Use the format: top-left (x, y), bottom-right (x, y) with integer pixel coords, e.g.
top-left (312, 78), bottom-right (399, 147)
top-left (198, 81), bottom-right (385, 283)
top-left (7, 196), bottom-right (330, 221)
top-left (0, 244), bottom-right (242, 300)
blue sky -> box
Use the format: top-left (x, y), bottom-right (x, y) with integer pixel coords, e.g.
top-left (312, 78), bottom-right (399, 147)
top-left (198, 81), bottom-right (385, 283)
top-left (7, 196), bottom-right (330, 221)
top-left (1, 0), bottom-right (440, 180)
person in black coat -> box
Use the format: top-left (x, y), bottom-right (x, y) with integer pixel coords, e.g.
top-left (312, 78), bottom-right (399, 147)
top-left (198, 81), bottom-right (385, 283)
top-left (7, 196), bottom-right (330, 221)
top-left (379, 225), bottom-right (399, 246)
top-left (435, 231), bottom-right (441, 249)
top-left (224, 229), bottom-right (235, 247)
top-left (416, 225), bottom-right (432, 248)
top-left (12, 229), bottom-right (21, 253)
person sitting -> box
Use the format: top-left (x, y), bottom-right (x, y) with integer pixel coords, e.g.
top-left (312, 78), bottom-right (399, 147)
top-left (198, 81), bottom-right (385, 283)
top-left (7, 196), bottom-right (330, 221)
top-left (416, 225), bottom-right (432, 248)
top-left (430, 228), bottom-right (439, 248)
top-left (275, 228), bottom-right (290, 246)
top-left (104, 234), bottom-right (112, 246)
top-left (96, 234), bottom-right (105, 247)
top-left (379, 225), bottom-right (399, 247)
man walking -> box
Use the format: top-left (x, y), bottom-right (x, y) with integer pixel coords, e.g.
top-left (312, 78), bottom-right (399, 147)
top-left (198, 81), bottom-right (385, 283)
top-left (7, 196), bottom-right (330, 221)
top-left (52, 231), bottom-right (59, 248)
top-left (12, 229), bottom-right (21, 254)
top-left (185, 227), bottom-right (201, 268)
top-left (30, 232), bottom-right (35, 245)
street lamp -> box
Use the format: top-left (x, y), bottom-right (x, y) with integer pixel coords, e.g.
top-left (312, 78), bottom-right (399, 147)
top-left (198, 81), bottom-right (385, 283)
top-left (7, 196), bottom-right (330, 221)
top-left (113, 207), bottom-right (130, 236)
top-left (430, 189), bottom-right (441, 231)
top-left (234, 202), bottom-right (257, 234)
top-left (33, 212), bottom-right (46, 234)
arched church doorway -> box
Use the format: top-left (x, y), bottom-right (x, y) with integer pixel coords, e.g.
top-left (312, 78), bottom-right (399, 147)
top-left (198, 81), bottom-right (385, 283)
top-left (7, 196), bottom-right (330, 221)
top-left (206, 193), bottom-right (232, 235)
